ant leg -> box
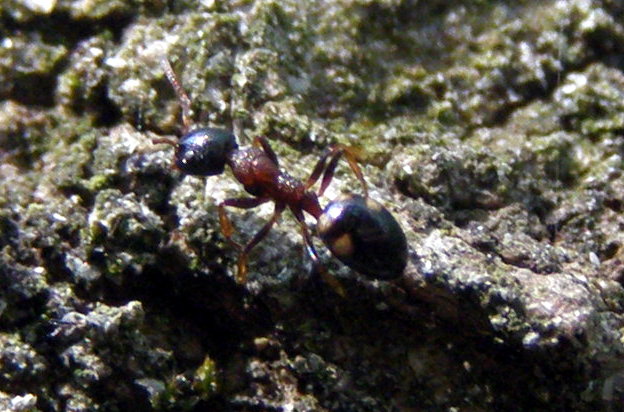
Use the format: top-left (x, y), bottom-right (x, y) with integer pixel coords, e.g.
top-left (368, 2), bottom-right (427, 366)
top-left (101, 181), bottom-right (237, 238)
top-left (253, 136), bottom-right (279, 167)
top-left (305, 149), bottom-right (332, 190)
top-left (305, 146), bottom-right (368, 198)
top-left (233, 117), bottom-right (245, 145)
top-left (218, 197), bottom-right (268, 250)
top-left (217, 197), bottom-right (275, 283)
top-left (319, 145), bottom-right (368, 198)
top-left (292, 209), bottom-right (346, 297)
top-left (162, 58), bottom-right (193, 133)
top-left (235, 202), bottom-right (285, 283)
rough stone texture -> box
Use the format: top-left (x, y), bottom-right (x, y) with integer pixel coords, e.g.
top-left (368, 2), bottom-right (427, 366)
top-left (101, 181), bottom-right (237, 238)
top-left (2, 0), bottom-right (624, 410)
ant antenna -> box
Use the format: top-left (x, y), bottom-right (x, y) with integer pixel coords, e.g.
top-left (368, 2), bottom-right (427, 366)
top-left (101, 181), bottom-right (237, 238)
top-left (162, 58), bottom-right (193, 133)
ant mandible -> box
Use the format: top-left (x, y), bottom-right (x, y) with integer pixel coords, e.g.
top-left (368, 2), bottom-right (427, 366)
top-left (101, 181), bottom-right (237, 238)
top-left (154, 59), bottom-right (407, 284)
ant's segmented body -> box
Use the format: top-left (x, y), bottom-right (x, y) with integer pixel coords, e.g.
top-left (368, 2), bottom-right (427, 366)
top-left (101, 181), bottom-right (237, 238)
top-left (155, 59), bottom-right (407, 284)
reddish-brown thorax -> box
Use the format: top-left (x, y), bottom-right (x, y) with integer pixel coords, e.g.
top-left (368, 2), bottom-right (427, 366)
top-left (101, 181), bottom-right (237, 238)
top-left (226, 147), bottom-right (323, 219)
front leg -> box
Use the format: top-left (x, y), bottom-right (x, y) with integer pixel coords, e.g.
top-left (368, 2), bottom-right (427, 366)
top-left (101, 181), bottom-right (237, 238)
top-left (253, 136), bottom-right (279, 167)
top-left (218, 197), bottom-right (283, 283)
top-left (305, 145), bottom-right (368, 198)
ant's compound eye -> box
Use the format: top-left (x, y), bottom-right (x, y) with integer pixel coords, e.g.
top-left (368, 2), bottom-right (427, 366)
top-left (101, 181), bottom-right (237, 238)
top-left (175, 128), bottom-right (238, 176)
top-left (318, 194), bottom-right (407, 280)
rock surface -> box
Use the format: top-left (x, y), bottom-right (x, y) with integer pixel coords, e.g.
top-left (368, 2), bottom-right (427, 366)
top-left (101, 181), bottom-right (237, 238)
top-left (2, 0), bottom-right (624, 410)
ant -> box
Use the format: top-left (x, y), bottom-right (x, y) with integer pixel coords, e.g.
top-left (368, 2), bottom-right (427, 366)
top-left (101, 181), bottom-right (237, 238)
top-left (153, 59), bottom-right (407, 285)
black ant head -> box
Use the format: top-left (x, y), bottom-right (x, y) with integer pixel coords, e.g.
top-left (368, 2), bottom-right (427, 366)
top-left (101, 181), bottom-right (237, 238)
top-left (175, 127), bottom-right (238, 176)
top-left (159, 60), bottom-right (238, 176)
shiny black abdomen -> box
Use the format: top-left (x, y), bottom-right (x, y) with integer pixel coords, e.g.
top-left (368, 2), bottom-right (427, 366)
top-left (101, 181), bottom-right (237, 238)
top-left (317, 194), bottom-right (407, 279)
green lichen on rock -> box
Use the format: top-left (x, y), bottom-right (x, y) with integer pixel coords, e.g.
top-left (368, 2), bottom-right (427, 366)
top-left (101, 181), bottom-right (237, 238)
top-left (193, 356), bottom-right (219, 399)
